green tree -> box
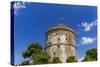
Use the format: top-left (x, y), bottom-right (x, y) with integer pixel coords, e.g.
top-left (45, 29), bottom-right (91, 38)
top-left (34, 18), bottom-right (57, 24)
top-left (21, 61), bottom-right (30, 65)
top-left (82, 48), bottom-right (97, 61)
top-left (52, 57), bottom-right (61, 63)
top-left (66, 56), bottom-right (76, 62)
top-left (22, 51), bottom-right (30, 59)
top-left (32, 53), bottom-right (50, 64)
top-left (22, 43), bottom-right (42, 59)
top-left (21, 43), bottom-right (50, 65)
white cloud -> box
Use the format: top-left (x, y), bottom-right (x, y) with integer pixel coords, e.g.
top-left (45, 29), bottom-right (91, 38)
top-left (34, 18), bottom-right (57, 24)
top-left (13, 2), bottom-right (27, 15)
top-left (14, 2), bottom-right (26, 9)
top-left (78, 20), bottom-right (97, 31)
top-left (81, 37), bottom-right (95, 44)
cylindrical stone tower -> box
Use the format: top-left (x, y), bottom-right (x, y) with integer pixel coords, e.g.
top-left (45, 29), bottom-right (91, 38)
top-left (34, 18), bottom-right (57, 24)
top-left (45, 24), bottom-right (76, 63)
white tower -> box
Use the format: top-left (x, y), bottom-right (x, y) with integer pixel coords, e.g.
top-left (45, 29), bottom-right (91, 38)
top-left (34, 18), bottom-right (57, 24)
top-left (46, 24), bottom-right (76, 63)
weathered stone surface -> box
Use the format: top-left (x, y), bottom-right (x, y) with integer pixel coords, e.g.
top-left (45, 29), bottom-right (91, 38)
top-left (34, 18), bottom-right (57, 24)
top-left (46, 24), bottom-right (76, 63)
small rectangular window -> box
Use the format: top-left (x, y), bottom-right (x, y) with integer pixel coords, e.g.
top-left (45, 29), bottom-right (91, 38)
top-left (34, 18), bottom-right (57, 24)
top-left (58, 38), bottom-right (60, 40)
top-left (66, 38), bottom-right (67, 40)
top-left (58, 45), bottom-right (60, 47)
top-left (54, 52), bottom-right (55, 55)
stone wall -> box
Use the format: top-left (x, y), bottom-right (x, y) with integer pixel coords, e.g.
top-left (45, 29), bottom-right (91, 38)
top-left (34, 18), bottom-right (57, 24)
top-left (46, 26), bottom-right (76, 63)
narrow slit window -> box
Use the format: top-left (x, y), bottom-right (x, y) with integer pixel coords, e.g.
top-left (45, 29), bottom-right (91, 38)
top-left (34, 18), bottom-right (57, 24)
top-left (66, 34), bottom-right (67, 36)
top-left (56, 33), bottom-right (57, 35)
top-left (58, 45), bottom-right (60, 47)
top-left (54, 52), bottom-right (55, 55)
top-left (66, 38), bottom-right (67, 40)
top-left (58, 38), bottom-right (60, 41)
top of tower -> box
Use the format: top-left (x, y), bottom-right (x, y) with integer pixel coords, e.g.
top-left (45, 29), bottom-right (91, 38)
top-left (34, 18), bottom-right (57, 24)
top-left (47, 24), bottom-right (75, 34)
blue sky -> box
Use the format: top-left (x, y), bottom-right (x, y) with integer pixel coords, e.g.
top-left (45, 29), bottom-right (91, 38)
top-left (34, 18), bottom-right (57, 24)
top-left (12, 1), bottom-right (97, 64)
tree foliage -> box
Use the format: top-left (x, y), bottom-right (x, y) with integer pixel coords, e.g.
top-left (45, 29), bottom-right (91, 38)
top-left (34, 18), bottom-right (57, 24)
top-left (21, 61), bottom-right (30, 65)
top-left (52, 57), bottom-right (61, 63)
top-left (22, 43), bottom-right (42, 58)
top-left (66, 56), bottom-right (76, 62)
top-left (32, 53), bottom-right (50, 64)
top-left (21, 43), bottom-right (50, 65)
top-left (22, 51), bottom-right (30, 59)
top-left (82, 48), bottom-right (97, 61)
top-left (27, 43), bottom-right (42, 54)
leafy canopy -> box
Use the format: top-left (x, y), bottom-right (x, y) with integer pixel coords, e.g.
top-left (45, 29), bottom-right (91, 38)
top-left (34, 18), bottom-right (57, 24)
top-left (21, 61), bottom-right (30, 65)
top-left (52, 57), bottom-right (61, 63)
top-left (32, 53), bottom-right (50, 64)
top-left (66, 56), bottom-right (76, 62)
top-left (82, 48), bottom-right (97, 61)
top-left (22, 43), bottom-right (42, 59)
top-left (21, 43), bottom-right (50, 65)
